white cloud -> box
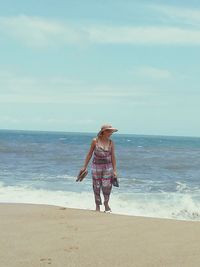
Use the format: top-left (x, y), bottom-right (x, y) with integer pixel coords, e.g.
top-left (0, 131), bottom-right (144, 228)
top-left (88, 25), bottom-right (200, 45)
top-left (1, 15), bottom-right (200, 47)
top-left (0, 70), bottom-right (152, 104)
top-left (0, 15), bottom-right (86, 47)
top-left (151, 5), bottom-right (200, 27)
top-left (133, 66), bottom-right (173, 80)
top-left (0, 70), bottom-right (83, 94)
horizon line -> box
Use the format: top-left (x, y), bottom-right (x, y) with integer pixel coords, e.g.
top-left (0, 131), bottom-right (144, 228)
top-left (0, 128), bottom-right (199, 139)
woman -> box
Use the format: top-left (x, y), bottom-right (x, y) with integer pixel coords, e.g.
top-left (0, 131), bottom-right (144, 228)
top-left (80, 124), bottom-right (118, 212)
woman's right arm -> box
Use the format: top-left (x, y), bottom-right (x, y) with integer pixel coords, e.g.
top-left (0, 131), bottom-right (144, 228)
top-left (81, 138), bottom-right (96, 170)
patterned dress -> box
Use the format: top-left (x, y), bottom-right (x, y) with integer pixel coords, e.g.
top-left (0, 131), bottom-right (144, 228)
top-left (91, 138), bottom-right (113, 205)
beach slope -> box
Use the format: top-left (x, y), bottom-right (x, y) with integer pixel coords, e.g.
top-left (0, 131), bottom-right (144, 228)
top-left (0, 203), bottom-right (200, 267)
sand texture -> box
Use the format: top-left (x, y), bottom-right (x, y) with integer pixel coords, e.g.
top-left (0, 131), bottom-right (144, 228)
top-left (1, 203), bottom-right (200, 267)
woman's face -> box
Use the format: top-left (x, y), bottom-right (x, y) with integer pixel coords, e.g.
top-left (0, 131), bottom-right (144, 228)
top-left (102, 129), bottom-right (113, 138)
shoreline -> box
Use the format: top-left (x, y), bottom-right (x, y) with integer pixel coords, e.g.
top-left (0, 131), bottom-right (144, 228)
top-left (0, 201), bottom-right (199, 223)
top-left (1, 203), bottom-right (200, 267)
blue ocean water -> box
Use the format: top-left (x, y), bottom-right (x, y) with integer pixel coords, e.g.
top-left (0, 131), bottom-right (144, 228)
top-left (0, 129), bottom-right (200, 221)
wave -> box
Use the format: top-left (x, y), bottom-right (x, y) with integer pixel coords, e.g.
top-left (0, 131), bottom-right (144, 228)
top-left (1, 183), bottom-right (200, 221)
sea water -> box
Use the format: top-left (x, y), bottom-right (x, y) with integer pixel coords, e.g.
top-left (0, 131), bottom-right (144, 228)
top-left (0, 129), bottom-right (200, 221)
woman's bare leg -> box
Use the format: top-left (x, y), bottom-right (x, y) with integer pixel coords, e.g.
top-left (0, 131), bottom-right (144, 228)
top-left (95, 204), bottom-right (100, 211)
top-left (102, 181), bottom-right (112, 211)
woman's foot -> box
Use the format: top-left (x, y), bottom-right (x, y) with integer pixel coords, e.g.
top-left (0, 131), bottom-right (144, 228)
top-left (95, 204), bottom-right (100, 212)
top-left (104, 202), bottom-right (111, 212)
top-left (104, 210), bottom-right (112, 213)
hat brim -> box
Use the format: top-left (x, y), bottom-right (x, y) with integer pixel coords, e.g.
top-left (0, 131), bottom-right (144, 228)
top-left (98, 128), bottom-right (118, 136)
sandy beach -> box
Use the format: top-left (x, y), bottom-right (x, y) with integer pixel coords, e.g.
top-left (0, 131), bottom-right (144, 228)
top-left (1, 204), bottom-right (200, 267)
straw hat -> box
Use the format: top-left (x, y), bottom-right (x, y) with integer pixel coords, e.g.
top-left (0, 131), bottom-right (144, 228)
top-left (97, 124), bottom-right (118, 136)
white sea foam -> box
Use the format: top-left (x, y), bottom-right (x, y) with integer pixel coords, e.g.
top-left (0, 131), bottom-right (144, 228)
top-left (0, 183), bottom-right (93, 210)
top-left (176, 181), bottom-right (190, 193)
top-left (111, 192), bottom-right (200, 221)
top-left (1, 183), bottom-right (200, 221)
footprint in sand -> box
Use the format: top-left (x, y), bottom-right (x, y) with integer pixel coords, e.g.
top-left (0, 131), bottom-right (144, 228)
top-left (64, 246), bottom-right (79, 253)
top-left (61, 236), bottom-right (68, 240)
top-left (40, 258), bottom-right (52, 264)
top-left (62, 224), bottom-right (78, 231)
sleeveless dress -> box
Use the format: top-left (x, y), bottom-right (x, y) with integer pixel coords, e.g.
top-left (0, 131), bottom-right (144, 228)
top-left (91, 138), bottom-right (113, 205)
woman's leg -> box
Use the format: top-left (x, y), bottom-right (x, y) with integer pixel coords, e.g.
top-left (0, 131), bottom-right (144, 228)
top-left (92, 164), bottom-right (103, 211)
top-left (93, 179), bottom-right (102, 211)
top-left (102, 179), bottom-right (112, 211)
top-left (102, 165), bottom-right (113, 211)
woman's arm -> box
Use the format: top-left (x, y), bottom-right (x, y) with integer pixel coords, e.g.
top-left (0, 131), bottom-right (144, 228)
top-left (111, 141), bottom-right (117, 176)
top-left (81, 138), bottom-right (96, 170)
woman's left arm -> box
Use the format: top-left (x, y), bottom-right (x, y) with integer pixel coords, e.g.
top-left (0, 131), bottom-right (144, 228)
top-left (111, 141), bottom-right (117, 177)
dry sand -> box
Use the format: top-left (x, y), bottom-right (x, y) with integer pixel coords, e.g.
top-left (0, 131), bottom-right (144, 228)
top-left (0, 203), bottom-right (200, 267)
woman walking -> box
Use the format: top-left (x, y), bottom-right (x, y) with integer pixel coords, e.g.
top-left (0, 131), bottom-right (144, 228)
top-left (79, 124), bottom-right (118, 212)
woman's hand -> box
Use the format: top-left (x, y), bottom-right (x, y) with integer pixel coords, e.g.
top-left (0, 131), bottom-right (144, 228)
top-left (113, 170), bottom-right (117, 177)
top-left (80, 167), bottom-right (87, 173)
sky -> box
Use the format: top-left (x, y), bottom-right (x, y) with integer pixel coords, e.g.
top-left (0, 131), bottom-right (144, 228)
top-left (0, 0), bottom-right (200, 137)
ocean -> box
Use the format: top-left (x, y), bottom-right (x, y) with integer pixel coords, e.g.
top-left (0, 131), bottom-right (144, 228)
top-left (0, 129), bottom-right (200, 221)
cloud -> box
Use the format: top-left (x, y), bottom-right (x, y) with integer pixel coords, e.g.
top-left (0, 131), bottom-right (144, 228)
top-left (133, 66), bottom-right (173, 80)
top-left (88, 25), bottom-right (200, 45)
top-left (1, 15), bottom-right (200, 47)
top-left (0, 15), bottom-right (86, 47)
top-left (150, 5), bottom-right (200, 27)
top-left (0, 70), bottom-right (152, 104)
top-left (0, 70), bottom-right (81, 94)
